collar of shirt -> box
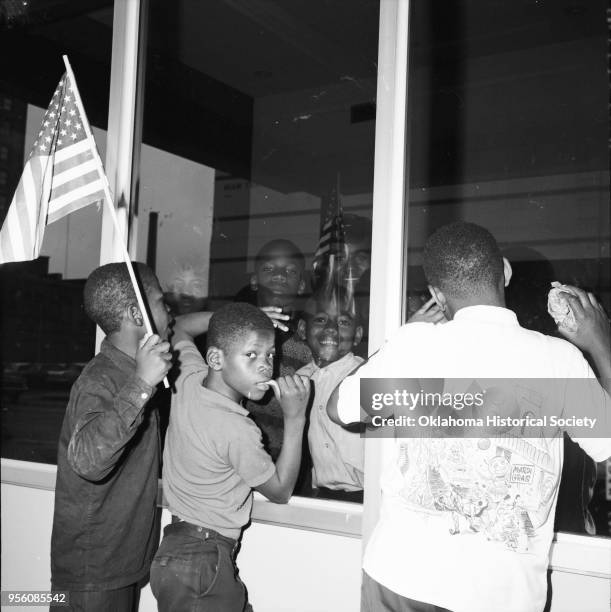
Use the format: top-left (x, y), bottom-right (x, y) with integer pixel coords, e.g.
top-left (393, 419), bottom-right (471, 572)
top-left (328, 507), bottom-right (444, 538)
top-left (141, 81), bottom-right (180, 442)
top-left (199, 383), bottom-right (250, 417)
top-left (300, 352), bottom-right (360, 378)
top-left (100, 338), bottom-right (137, 370)
top-left (452, 304), bottom-right (519, 326)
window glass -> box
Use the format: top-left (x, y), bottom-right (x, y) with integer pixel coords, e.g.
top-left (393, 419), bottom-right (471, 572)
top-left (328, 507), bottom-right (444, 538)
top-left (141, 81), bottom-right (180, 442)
top-left (0, 2), bottom-right (114, 463)
top-left (139, 0), bottom-right (380, 501)
top-left (405, 0), bottom-right (609, 536)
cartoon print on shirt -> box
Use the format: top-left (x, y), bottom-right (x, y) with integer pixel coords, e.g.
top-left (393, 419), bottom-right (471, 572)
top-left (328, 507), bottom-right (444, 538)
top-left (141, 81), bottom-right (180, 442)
top-left (397, 435), bottom-right (559, 553)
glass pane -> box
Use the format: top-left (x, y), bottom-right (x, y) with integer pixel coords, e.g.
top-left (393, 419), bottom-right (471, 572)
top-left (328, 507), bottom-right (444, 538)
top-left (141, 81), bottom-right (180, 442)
top-left (0, 2), bottom-right (114, 463)
top-left (140, 0), bottom-right (380, 501)
top-left (405, 1), bottom-right (609, 536)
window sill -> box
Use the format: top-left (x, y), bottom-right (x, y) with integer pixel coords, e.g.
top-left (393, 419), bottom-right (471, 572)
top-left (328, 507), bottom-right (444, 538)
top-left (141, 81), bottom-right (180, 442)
top-left (0, 459), bottom-right (363, 538)
top-left (2, 457), bottom-right (609, 576)
top-left (250, 492), bottom-right (362, 538)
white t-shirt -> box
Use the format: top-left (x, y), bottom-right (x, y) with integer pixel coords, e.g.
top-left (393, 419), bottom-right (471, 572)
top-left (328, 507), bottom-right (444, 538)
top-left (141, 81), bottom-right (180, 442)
top-left (337, 305), bottom-right (611, 612)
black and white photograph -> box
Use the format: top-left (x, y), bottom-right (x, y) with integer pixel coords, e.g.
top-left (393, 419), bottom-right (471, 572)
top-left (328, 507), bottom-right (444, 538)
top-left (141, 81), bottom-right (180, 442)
top-left (0, 1), bottom-right (609, 611)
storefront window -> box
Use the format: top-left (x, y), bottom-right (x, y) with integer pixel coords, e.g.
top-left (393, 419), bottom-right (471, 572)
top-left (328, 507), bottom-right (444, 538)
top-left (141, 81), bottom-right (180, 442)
top-left (0, 2), bottom-right (114, 463)
top-left (404, 0), bottom-right (610, 536)
top-left (138, 0), bottom-right (380, 501)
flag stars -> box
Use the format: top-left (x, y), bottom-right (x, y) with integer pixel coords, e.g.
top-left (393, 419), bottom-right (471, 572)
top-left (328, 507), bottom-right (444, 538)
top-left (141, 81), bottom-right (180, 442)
top-left (65, 119), bottom-right (72, 127)
top-left (45, 136), bottom-right (52, 143)
top-left (69, 109), bottom-right (76, 117)
top-left (60, 129), bottom-right (67, 136)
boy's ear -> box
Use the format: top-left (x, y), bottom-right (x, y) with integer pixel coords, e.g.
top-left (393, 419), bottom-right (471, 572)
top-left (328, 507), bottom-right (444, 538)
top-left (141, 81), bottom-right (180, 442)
top-left (127, 304), bottom-right (144, 327)
top-left (502, 257), bottom-right (512, 288)
top-left (297, 318), bottom-right (307, 340)
top-left (206, 347), bottom-right (224, 371)
top-left (353, 325), bottom-right (364, 347)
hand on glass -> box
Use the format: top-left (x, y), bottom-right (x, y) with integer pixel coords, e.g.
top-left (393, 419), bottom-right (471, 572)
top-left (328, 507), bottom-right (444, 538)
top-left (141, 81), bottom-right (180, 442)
top-left (260, 306), bottom-right (290, 332)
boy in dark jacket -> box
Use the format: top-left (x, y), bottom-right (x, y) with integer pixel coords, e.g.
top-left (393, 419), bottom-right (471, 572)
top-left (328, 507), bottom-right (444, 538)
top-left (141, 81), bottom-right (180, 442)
top-left (50, 262), bottom-right (173, 611)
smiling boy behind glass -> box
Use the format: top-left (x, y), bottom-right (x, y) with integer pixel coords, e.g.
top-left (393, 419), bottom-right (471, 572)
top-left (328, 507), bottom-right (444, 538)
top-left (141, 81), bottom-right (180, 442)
top-left (296, 287), bottom-right (365, 501)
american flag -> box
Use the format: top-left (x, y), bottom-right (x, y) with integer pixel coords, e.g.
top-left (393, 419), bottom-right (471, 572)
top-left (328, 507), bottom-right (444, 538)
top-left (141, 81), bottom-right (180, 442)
top-left (0, 71), bottom-right (106, 263)
top-left (313, 185), bottom-right (346, 261)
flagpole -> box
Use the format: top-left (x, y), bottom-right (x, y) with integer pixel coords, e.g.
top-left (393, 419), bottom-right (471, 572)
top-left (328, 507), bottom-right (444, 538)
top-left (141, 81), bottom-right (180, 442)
top-left (63, 55), bottom-right (169, 389)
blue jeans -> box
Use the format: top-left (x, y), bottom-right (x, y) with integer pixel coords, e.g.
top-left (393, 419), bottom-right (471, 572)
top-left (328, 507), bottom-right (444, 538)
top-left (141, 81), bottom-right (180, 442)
top-left (150, 519), bottom-right (250, 612)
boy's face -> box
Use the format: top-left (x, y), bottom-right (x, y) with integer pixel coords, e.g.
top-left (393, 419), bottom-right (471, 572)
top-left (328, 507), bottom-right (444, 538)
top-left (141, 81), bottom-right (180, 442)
top-left (299, 300), bottom-right (362, 367)
top-left (342, 238), bottom-right (371, 286)
top-left (167, 268), bottom-right (207, 314)
top-left (146, 281), bottom-right (173, 340)
top-left (219, 330), bottom-right (276, 403)
top-left (312, 239), bottom-right (370, 292)
top-left (255, 250), bottom-right (305, 308)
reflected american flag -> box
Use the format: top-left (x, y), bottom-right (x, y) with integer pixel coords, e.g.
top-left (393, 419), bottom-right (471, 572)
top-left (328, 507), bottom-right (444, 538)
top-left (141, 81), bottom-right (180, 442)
top-left (314, 184), bottom-right (346, 261)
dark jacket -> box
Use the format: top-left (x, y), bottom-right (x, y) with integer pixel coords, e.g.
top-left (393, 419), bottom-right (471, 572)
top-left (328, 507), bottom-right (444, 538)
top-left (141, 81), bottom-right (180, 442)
top-left (51, 340), bottom-right (161, 590)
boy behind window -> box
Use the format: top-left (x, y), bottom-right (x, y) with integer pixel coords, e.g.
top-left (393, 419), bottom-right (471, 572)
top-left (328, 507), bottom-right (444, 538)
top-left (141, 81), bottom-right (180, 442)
top-left (297, 288), bottom-right (365, 502)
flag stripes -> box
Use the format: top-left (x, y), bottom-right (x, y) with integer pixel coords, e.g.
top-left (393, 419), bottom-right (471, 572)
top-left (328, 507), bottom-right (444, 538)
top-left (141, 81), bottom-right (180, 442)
top-left (0, 72), bottom-right (104, 264)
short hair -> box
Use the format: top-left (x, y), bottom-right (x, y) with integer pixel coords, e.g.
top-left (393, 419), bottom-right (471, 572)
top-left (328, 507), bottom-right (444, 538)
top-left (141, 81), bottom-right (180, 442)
top-left (423, 222), bottom-right (503, 299)
top-left (304, 285), bottom-right (361, 325)
top-left (83, 262), bottom-right (160, 334)
top-left (207, 302), bottom-right (274, 352)
top-left (254, 239), bottom-right (305, 271)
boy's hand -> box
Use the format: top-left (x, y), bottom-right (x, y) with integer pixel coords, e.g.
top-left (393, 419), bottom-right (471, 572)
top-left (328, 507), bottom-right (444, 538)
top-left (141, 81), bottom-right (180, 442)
top-left (408, 297), bottom-right (448, 324)
top-left (556, 286), bottom-right (611, 356)
top-left (135, 334), bottom-right (173, 387)
top-left (260, 306), bottom-right (290, 332)
top-left (270, 374), bottom-right (310, 420)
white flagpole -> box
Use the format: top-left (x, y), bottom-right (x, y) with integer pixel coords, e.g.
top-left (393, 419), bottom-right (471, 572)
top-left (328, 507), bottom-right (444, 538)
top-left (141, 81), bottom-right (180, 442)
top-left (63, 55), bottom-right (169, 389)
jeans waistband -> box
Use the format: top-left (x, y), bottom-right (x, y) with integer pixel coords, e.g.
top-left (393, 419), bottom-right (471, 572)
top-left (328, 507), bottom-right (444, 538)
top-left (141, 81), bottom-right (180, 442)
top-left (167, 516), bottom-right (238, 551)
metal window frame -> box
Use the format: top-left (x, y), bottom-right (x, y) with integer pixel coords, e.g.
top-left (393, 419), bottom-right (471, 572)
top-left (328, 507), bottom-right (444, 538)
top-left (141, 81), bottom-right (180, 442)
top-left (362, 0), bottom-right (411, 546)
top-left (95, 0), bottom-right (147, 352)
